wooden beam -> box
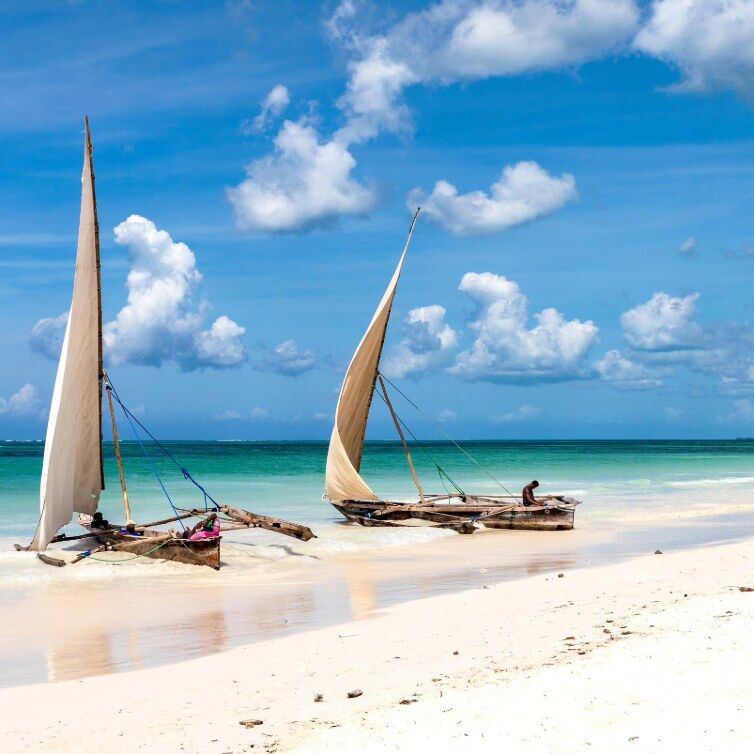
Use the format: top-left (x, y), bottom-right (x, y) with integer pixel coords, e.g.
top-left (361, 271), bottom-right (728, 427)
top-left (220, 505), bottom-right (315, 542)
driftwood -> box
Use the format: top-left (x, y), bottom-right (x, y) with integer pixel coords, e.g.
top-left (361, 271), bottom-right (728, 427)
top-left (37, 553), bottom-right (66, 567)
top-left (220, 505), bottom-right (315, 542)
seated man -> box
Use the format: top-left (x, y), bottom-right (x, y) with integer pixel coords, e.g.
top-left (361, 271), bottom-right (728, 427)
top-left (184, 512), bottom-right (221, 541)
top-left (119, 521), bottom-right (143, 536)
top-left (90, 512), bottom-right (110, 529)
top-left (522, 480), bottom-right (540, 506)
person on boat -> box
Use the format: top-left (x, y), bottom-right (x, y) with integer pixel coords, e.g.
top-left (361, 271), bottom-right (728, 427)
top-left (183, 512), bottom-right (221, 541)
top-left (522, 480), bottom-right (540, 506)
top-left (119, 521), bottom-right (143, 536)
top-left (90, 512), bottom-right (110, 529)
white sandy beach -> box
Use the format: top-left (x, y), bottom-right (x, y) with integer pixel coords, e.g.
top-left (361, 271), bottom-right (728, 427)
top-left (1, 535), bottom-right (752, 753)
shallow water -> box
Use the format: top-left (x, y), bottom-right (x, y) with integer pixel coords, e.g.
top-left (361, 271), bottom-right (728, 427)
top-left (1, 439), bottom-right (754, 687)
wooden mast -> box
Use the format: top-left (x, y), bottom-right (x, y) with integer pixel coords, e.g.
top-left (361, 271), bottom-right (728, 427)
top-left (85, 115), bottom-right (106, 494)
top-left (103, 372), bottom-right (132, 523)
top-left (377, 375), bottom-right (425, 503)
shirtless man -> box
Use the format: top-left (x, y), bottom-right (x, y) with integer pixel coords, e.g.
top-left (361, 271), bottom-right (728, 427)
top-left (522, 480), bottom-right (540, 506)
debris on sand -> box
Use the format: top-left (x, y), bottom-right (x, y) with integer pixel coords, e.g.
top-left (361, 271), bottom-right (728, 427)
top-left (239, 719), bottom-right (264, 729)
top-left (314, 694), bottom-right (324, 702)
top-left (654, 550), bottom-right (663, 555)
top-left (738, 586), bottom-right (754, 592)
top-left (347, 690), bottom-right (363, 699)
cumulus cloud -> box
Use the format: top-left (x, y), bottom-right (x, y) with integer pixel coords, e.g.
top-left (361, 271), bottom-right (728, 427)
top-left (450, 272), bottom-right (598, 383)
top-left (409, 161), bottom-right (577, 235)
top-left (257, 339), bottom-right (317, 376)
top-left (250, 406), bottom-right (269, 419)
top-left (228, 119), bottom-right (376, 233)
top-left (678, 237), bottom-right (697, 257)
top-left (621, 292), bottom-right (704, 352)
top-left (243, 84), bottom-right (291, 134)
top-left (382, 305), bottom-right (458, 378)
top-left (594, 349), bottom-right (665, 390)
top-left (635, 0), bottom-right (754, 98)
top-left (0, 383), bottom-right (38, 416)
top-left (437, 408), bottom-right (457, 422)
top-left (102, 215), bottom-right (247, 371)
top-left (332, 0), bottom-right (639, 142)
top-left (665, 406), bottom-right (683, 420)
top-left (490, 403), bottom-right (541, 423)
top-left (29, 311), bottom-right (68, 359)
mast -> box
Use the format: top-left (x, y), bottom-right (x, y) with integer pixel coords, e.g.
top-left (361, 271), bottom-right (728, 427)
top-left (324, 209), bottom-right (421, 502)
top-left (104, 372), bottom-right (132, 523)
top-left (377, 375), bottom-right (425, 502)
top-left (85, 115), bottom-right (106, 493)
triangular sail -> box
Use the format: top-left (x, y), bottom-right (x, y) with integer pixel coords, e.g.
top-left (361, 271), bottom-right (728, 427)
top-left (325, 211), bottom-right (420, 502)
top-left (31, 118), bottom-right (104, 550)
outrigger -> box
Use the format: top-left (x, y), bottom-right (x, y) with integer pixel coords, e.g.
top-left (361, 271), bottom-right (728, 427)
top-left (16, 118), bottom-right (314, 569)
top-left (324, 210), bottom-right (581, 533)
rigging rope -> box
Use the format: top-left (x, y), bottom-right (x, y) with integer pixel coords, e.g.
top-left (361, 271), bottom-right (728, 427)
top-left (374, 388), bottom-right (465, 496)
top-left (378, 372), bottom-right (516, 498)
top-left (105, 380), bottom-right (185, 530)
top-left (106, 376), bottom-right (221, 512)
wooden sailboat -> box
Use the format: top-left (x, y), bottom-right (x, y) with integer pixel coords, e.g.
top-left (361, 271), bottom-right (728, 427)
top-left (324, 210), bottom-right (580, 533)
top-left (21, 118), bottom-right (314, 568)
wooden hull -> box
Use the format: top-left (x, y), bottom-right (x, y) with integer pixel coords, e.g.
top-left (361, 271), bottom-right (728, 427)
top-left (85, 526), bottom-right (222, 570)
top-left (331, 496), bottom-right (577, 532)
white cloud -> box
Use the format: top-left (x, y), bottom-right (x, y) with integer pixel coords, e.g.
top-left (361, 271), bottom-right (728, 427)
top-left (250, 406), bottom-right (269, 420)
top-left (450, 272), bottom-right (598, 383)
top-left (490, 404), bottom-right (541, 423)
top-left (665, 406), bottom-right (683, 420)
top-left (257, 339), bottom-right (317, 376)
top-left (678, 237), bottom-right (697, 257)
top-left (332, 0), bottom-right (639, 142)
top-left (382, 305), bottom-right (458, 378)
top-left (215, 409), bottom-right (244, 421)
top-left (29, 311), bottom-right (68, 359)
top-left (621, 292), bottom-right (704, 352)
top-left (103, 215), bottom-right (247, 371)
top-left (228, 119), bottom-right (376, 233)
top-left (717, 398), bottom-right (754, 424)
top-left (243, 84), bottom-right (291, 134)
top-left (312, 411), bottom-right (329, 421)
top-left (409, 161), bottom-right (577, 235)
top-left (0, 383), bottom-right (38, 416)
top-left (594, 349), bottom-right (665, 390)
top-left (635, 0), bottom-right (754, 98)
top-left (438, 408), bottom-right (457, 422)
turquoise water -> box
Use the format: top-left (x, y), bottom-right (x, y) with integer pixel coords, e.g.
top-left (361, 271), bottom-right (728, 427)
top-left (3, 439), bottom-right (754, 538)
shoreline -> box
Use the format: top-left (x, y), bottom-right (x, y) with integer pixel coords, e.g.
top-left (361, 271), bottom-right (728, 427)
top-left (2, 507), bottom-right (754, 689)
top-left (2, 534), bottom-right (754, 752)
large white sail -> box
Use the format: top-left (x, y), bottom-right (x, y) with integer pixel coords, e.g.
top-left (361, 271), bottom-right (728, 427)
top-left (325, 212), bottom-right (419, 502)
top-left (31, 120), bottom-right (104, 550)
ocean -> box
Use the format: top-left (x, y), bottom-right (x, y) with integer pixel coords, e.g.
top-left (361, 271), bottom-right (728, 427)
top-left (3, 438), bottom-right (754, 538)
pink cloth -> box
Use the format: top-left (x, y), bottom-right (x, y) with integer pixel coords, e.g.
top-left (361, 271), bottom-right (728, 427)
top-left (188, 521), bottom-right (221, 541)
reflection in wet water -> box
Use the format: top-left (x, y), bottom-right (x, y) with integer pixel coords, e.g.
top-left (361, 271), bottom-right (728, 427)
top-left (2, 509), bottom-right (753, 688)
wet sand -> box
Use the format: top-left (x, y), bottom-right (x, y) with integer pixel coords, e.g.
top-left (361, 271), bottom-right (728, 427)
top-left (1, 531), bottom-right (753, 753)
top-left (1, 507), bottom-right (753, 687)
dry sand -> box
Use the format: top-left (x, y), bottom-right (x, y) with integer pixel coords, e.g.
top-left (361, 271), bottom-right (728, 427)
top-left (1, 537), bottom-right (753, 753)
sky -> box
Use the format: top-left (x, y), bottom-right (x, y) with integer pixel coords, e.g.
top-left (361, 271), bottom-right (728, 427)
top-left (2, 0), bottom-right (754, 440)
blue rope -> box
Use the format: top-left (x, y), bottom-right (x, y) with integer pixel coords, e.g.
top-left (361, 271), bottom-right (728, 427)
top-left (106, 377), bottom-right (220, 514)
top-left (105, 381), bottom-right (186, 530)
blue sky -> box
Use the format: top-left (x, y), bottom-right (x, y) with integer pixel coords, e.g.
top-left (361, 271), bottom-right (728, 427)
top-left (2, 0), bottom-right (754, 440)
